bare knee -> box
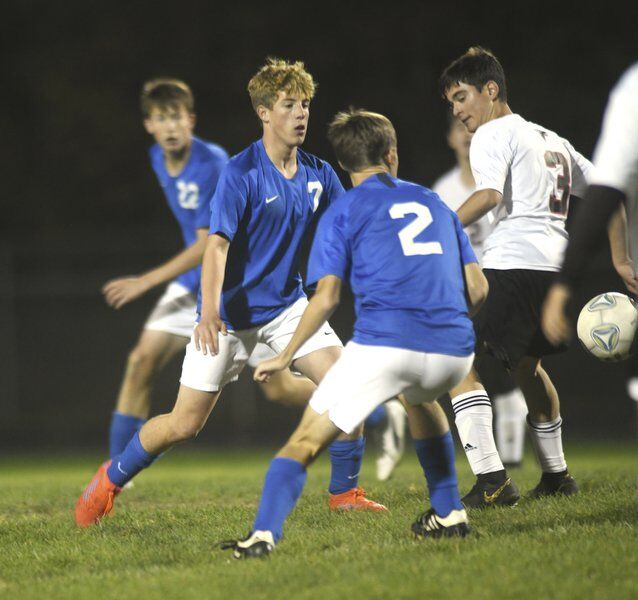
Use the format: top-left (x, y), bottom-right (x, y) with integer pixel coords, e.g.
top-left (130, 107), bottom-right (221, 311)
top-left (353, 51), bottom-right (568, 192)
top-left (126, 345), bottom-right (161, 385)
top-left (168, 414), bottom-right (205, 443)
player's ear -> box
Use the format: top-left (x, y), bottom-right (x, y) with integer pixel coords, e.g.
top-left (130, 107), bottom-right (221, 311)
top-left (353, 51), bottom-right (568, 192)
top-left (189, 112), bottom-right (196, 129)
top-left (385, 147), bottom-right (398, 169)
top-left (256, 105), bottom-right (270, 124)
top-left (485, 81), bottom-right (499, 100)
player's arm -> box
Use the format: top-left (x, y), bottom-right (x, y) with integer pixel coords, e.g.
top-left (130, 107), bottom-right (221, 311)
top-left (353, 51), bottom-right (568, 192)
top-left (254, 275), bottom-right (342, 382)
top-left (456, 188), bottom-right (503, 227)
top-left (102, 229), bottom-right (208, 309)
top-left (608, 204), bottom-right (638, 294)
top-left (193, 234), bottom-right (229, 355)
top-left (463, 262), bottom-right (489, 316)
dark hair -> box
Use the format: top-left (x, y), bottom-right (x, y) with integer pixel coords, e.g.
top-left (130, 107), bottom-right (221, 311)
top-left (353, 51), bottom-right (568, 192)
top-left (140, 78), bottom-right (194, 117)
top-left (327, 108), bottom-right (397, 173)
top-left (439, 47), bottom-right (508, 102)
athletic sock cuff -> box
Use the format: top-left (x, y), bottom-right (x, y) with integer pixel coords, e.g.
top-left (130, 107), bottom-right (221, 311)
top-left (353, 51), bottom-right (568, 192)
top-left (451, 391), bottom-right (492, 415)
top-left (527, 416), bottom-right (563, 433)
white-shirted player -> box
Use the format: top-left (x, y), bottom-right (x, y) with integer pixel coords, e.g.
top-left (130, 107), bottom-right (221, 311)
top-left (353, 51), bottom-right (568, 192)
top-left (440, 47), bottom-right (595, 504)
top-left (433, 115), bottom-right (528, 468)
top-left (542, 62), bottom-right (638, 423)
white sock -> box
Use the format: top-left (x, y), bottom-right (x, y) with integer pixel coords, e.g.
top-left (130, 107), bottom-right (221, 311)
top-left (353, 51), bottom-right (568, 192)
top-left (627, 377), bottom-right (638, 402)
top-left (451, 390), bottom-right (504, 475)
top-left (493, 388), bottom-right (528, 464)
top-left (527, 416), bottom-right (567, 473)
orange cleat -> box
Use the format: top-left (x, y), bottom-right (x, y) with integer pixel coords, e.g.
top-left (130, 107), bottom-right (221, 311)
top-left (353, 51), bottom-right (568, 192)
top-left (329, 487), bottom-right (388, 512)
top-left (75, 461), bottom-right (122, 528)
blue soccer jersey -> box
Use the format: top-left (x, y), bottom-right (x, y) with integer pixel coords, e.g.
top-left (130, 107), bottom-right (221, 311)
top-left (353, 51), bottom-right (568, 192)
top-left (307, 173), bottom-right (477, 356)
top-left (150, 136), bottom-right (229, 292)
top-left (206, 139), bottom-right (345, 330)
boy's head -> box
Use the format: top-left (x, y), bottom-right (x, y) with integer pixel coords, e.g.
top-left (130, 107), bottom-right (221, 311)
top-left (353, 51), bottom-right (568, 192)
top-left (141, 78), bottom-right (195, 153)
top-left (440, 47), bottom-right (508, 133)
top-left (446, 113), bottom-right (472, 161)
top-left (247, 58), bottom-right (316, 147)
top-left (327, 108), bottom-right (398, 175)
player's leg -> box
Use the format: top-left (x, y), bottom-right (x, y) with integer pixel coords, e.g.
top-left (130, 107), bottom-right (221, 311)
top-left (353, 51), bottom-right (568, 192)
top-left (110, 283), bottom-right (195, 458)
top-left (292, 346), bottom-right (384, 511)
top-left (226, 343), bottom-right (414, 558)
top-left (476, 352), bottom-right (527, 468)
top-left (448, 368), bottom-right (520, 508)
top-left (514, 356), bottom-right (578, 497)
top-left (374, 399), bottom-right (407, 481)
top-left (76, 328), bottom-right (253, 527)
top-left (110, 330), bottom-right (188, 457)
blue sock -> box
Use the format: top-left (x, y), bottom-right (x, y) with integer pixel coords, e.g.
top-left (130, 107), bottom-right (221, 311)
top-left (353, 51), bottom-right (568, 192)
top-left (414, 432), bottom-right (463, 517)
top-left (107, 431), bottom-right (156, 487)
top-left (109, 412), bottom-right (146, 458)
top-left (365, 404), bottom-right (387, 429)
top-left (253, 457), bottom-right (307, 542)
top-left (328, 437), bottom-right (365, 494)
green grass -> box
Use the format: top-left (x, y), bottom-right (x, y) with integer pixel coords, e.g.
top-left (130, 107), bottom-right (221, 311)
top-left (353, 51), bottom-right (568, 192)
top-left (1, 443), bottom-right (636, 599)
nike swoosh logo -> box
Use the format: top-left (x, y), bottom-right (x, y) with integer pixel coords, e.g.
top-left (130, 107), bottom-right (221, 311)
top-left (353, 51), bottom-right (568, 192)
top-left (483, 477), bottom-right (511, 503)
top-left (117, 462), bottom-right (129, 475)
top-left (347, 472), bottom-right (360, 480)
top-left (265, 195), bottom-right (279, 204)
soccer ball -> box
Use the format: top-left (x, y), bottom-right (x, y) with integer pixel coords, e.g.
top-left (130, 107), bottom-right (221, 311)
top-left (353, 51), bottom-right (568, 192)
top-left (576, 292), bottom-right (638, 362)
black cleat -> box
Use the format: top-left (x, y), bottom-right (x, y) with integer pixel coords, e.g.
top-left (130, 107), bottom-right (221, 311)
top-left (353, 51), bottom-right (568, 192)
top-left (411, 508), bottom-right (470, 539)
top-left (462, 473), bottom-right (520, 509)
top-left (527, 471), bottom-right (579, 499)
top-left (219, 530), bottom-right (275, 559)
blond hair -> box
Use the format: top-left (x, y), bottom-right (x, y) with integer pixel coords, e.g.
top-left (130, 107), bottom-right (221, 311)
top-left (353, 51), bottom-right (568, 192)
top-left (247, 58), bottom-right (316, 111)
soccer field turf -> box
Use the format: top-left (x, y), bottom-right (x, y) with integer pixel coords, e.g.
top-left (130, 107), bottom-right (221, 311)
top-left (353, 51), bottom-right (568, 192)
top-left (1, 443), bottom-right (636, 599)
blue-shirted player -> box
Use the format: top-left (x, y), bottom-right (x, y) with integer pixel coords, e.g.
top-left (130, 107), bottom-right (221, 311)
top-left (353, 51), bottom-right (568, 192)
top-left (76, 61), bottom-right (386, 527)
top-left (224, 108), bottom-right (489, 558)
top-left (101, 79), bottom-right (323, 466)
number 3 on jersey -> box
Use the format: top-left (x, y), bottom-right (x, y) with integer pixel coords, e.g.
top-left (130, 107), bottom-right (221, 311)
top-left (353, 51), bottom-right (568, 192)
top-left (544, 151), bottom-right (571, 216)
top-left (389, 202), bottom-right (443, 256)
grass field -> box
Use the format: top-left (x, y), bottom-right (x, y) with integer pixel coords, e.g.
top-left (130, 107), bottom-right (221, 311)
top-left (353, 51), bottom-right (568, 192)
top-left (1, 442), bottom-right (636, 599)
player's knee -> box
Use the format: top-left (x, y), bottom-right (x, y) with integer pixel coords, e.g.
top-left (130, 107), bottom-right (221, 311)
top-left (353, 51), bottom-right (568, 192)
top-left (514, 357), bottom-right (540, 385)
top-left (169, 415), bottom-right (205, 443)
top-left (126, 346), bottom-right (160, 383)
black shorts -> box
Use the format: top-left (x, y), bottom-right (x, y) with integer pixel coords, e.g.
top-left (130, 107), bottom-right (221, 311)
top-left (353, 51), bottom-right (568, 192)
top-left (473, 268), bottom-right (567, 370)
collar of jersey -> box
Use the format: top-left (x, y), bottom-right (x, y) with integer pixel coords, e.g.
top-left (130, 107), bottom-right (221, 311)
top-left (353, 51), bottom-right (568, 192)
top-left (258, 138), bottom-right (302, 183)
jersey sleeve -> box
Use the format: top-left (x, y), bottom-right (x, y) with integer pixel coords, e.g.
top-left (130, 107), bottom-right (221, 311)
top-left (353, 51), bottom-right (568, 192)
top-left (196, 152), bottom-right (230, 229)
top-left (208, 165), bottom-right (248, 241)
top-left (469, 124), bottom-right (514, 194)
top-left (453, 212), bottom-right (478, 264)
top-left (307, 202), bottom-right (350, 287)
top-left (561, 139), bottom-right (593, 198)
top-left (590, 63), bottom-right (638, 195)
top-left (323, 163), bottom-right (346, 206)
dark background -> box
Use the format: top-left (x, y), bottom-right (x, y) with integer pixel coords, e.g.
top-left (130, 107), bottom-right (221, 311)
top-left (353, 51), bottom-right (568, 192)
top-left (2, 2), bottom-right (637, 449)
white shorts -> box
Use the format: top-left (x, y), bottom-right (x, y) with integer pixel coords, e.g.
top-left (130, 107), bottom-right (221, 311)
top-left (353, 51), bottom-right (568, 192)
top-left (309, 341), bottom-right (474, 434)
top-left (246, 342), bottom-right (277, 368)
top-left (144, 282), bottom-right (197, 338)
top-left (180, 297), bottom-right (342, 392)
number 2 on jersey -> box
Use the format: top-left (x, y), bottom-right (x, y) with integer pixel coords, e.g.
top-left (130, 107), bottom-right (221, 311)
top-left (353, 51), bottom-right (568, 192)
top-left (544, 151), bottom-right (570, 216)
top-left (389, 201), bottom-right (443, 256)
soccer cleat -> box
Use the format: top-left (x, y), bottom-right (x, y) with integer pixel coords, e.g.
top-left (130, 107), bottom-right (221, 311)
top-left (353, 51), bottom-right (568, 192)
top-left (411, 508), bottom-right (470, 539)
top-left (220, 530), bottom-right (275, 559)
top-left (75, 461), bottom-right (122, 528)
top-left (462, 475), bottom-right (520, 509)
top-left (527, 471), bottom-right (579, 499)
top-left (329, 487), bottom-right (388, 512)
top-left (376, 400), bottom-right (407, 481)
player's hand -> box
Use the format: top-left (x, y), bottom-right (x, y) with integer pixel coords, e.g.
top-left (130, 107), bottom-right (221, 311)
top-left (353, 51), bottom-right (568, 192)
top-left (541, 283), bottom-right (572, 346)
top-left (253, 355), bottom-right (291, 383)
top-left (193, 312), bottom-right (227, 355)
top-left (102, 277), bottom-right (151, 309)
top-left (614, 259), bottom-right (638, 296)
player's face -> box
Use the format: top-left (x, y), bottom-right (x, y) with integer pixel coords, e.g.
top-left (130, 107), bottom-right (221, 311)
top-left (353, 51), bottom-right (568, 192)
top-left (445, 82), bottom-right (494, 133)
top-left (263, 91), bottom-right (310, 147)
top-left (447, 118), bottom-right (472, 160)
top-left (144, 105), bottom-right (194, 153)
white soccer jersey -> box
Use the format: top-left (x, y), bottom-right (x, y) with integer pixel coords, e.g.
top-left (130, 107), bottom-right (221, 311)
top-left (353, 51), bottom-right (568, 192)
top-left (432, 166), bottom-right (491, 264)
top-left (589, 63), bottom-right (638, 262)
top-left (470, 114), bottom-right (593, 271)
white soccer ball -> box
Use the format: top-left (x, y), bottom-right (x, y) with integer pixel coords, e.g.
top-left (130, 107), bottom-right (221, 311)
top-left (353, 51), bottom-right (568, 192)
top-left (576, 292), bottom-right (638, 362)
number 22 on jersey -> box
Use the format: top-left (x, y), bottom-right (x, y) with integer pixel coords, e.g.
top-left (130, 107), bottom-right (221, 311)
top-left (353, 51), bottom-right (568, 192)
top-left (389, 202), bottom-right (443, 256)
